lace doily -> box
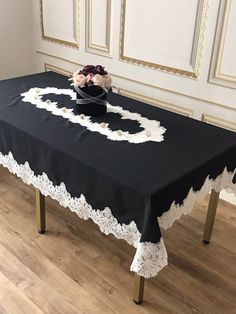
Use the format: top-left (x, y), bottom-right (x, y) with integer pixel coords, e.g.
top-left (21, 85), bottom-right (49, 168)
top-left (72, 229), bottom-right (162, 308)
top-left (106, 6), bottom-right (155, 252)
top-left (21, 87), bottom-right (166, 144)
top-left (0, 151), bottom-right (235, 278)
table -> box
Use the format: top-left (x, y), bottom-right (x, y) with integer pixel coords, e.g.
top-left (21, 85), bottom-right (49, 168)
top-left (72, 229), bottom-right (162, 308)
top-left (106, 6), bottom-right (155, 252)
top-left (0, 71), bottom-right (235, 304)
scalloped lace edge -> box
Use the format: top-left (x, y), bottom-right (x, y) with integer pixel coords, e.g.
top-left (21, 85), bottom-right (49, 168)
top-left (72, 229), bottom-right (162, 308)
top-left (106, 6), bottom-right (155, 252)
top-left (0, 151), bottom-right (164, 278)
top-left (158, 168), bottom-right (236, 230)
top-left (0, 151), bottom-right (235, 278)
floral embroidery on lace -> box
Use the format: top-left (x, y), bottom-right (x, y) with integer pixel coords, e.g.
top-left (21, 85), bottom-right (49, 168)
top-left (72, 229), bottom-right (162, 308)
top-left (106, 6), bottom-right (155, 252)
top-left (0, 151), bottom-right (235, 278)
top-left (21, 87), bottom-right (166, 144)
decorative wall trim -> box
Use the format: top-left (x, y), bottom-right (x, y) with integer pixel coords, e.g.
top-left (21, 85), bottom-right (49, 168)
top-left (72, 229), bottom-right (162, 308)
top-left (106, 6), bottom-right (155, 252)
top-left (86, 0), bottom-right (112, 57)
top-left (40, 0), bottom-right (80, 49)
top-left (209, 0), bottom-right (236, 89)
top-left (119, 0), bottom-right (209, 78)
top-left (202, 114), bottom-right (236, 131)
top-left (36, 50), bottom-right (236, 113)
top-left (44, 63), bottom-right (72, 76)
top-left (119, 89), bottom-right (193, 117)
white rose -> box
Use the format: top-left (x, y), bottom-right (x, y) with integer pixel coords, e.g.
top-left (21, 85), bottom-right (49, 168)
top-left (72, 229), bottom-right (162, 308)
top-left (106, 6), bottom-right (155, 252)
top-left (73, 73), bottom-right (87, 87)
top-left (103, 74), bottom-right (112, 89)
top-left (92, 74), bottom-right (105, 87)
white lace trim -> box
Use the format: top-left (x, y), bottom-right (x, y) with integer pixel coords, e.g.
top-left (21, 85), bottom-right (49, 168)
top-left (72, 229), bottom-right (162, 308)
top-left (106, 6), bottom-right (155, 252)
top-left (21, 87), bottom-right (166, 144)
top-left (0, 151), bottom-right (166, 278)
top-left (158, 168), bottom-right (236, 230)
top-left (0, 151), bottom-right (235, 278)
top-left (130, 238), bottom-right (168, 278)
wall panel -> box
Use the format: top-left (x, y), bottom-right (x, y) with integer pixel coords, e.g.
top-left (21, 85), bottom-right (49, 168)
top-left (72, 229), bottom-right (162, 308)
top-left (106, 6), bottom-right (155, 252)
top-left (40, 0), bottom-right (80, 48)
top-left (120, 0), bottom-right (208, 77)
top-left (202, 114), bottom-right (236, 131)
top-left (209, 0), bottom-right (236, 88)
top-left (86, 0), bottom-right (112, 57)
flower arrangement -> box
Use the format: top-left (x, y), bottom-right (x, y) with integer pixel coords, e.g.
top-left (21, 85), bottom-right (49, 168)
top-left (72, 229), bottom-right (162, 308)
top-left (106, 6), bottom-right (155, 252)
top-left (72, 65), bottom-right (112, 92)
top-left (70, 65), bottom-right (112, 116)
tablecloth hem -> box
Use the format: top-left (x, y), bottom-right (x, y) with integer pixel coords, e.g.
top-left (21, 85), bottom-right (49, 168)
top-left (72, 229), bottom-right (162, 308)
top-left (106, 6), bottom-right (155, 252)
top-left (1, 151), bottom-right (235, 279)
top-left (130, 238), bottom-right (168, 278)
top-left (0, 151), bottom-right (168, 278)
top-left (158, 167), bottom-right (236, 230)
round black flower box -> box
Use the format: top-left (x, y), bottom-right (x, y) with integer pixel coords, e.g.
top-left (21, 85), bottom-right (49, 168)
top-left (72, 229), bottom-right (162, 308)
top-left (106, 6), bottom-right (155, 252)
top-left (75, 85), bottom-right (107, 116)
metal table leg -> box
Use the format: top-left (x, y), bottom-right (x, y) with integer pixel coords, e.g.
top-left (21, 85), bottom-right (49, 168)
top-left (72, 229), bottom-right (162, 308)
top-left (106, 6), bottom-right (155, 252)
top-left (203, 189), bottom-right (220, 244)
top-left (35, 188), bottom-right (46, 234)
top-left (132, 189), bottom-right (219, 304)
top-left (133, 274), bottom-right (145, 304)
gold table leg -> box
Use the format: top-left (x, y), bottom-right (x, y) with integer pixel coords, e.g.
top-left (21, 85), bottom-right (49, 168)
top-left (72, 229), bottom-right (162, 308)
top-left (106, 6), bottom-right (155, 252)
top-left (35, 188), bottom-right (46, 234)
top-left (133, 274), bottom-right (145, 304)
top-left (203, 189), bottom-right (220, 244)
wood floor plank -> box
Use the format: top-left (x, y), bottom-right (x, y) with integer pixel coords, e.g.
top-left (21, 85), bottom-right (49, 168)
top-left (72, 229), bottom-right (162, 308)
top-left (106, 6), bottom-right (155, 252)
top-left (0, 215), bottom-right (116, 314)
top-left (0, 208), bottom-right (157, 313)
top-left (0, 271), bottom-right (43, 314)
top-left (0, 242), bottom-right (85, 314)
top-left (0, 186), bottom-right (201, 313)
top-left (0, 165), bottom-right (235, 313)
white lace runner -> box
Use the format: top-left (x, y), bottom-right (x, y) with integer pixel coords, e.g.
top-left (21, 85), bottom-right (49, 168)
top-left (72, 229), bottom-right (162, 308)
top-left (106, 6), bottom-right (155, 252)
top-left (21, 87), bottom-right (166, 144)
top-left (0, 151), bottom-right (235, 278)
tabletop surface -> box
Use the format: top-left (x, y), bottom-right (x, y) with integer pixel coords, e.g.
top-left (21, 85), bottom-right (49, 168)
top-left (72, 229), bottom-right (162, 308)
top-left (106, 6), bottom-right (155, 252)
top-left (0, 71), bottom-right (235, 278)
top-left (0, 72), bottom-right (235, 194)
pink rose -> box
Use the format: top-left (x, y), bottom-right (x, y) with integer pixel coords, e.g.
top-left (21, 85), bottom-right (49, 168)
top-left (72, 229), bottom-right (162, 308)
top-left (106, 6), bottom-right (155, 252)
top-left (86, 73), bottom-right (94, 82)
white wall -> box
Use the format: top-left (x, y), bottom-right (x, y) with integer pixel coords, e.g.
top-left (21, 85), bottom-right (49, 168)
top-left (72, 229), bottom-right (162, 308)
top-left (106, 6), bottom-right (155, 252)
top-left (0, 0), bottom-right (35, 80)
top-left (33, 0), bottom-right (236, 123)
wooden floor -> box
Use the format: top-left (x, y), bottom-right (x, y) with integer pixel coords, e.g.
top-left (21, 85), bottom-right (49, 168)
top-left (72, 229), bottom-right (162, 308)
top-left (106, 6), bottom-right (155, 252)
top-left (0, 166), bottom-right (235, 314)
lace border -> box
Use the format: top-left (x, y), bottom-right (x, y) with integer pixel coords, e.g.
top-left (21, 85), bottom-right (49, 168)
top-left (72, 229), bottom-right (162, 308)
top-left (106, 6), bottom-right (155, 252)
top-left (0, 151), bottom-right (167, 278)
top-left (158, 168), bottom-right (236, 230)
top-left (0, 151), bottom-right (235, 278)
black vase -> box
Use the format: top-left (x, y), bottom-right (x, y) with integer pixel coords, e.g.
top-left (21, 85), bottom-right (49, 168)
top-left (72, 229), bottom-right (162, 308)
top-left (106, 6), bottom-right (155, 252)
top-left (76, 85), bottom-right (107, 116)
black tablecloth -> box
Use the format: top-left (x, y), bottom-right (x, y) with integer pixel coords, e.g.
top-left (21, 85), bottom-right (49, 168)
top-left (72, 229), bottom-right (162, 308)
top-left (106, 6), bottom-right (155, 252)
top-left (0, 71), bottom-right (235, 278)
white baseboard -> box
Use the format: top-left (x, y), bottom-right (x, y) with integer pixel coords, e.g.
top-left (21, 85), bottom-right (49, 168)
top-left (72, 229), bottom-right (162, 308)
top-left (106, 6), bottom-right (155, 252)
top-left (220, 189), bottom-right (236, 205)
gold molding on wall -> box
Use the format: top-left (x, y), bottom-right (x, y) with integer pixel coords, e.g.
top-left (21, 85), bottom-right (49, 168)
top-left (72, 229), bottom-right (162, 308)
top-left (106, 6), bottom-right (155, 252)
top-left (202, 113), bottom-right (236, 131)
top-left (119, 0), bottom-right (209, 78)
top-left (214, 0), bottom-right (236, 83)
top-left (119, 89), bottom-right (193, 117)
top-left (209, 0), bottom-right (236, 88)
top-left (40, 0), bottom-right (80, 49)
top-left (45, 63), bottom-right (72, 76)
top-left (37, 50), bottom-right (236, 113)
top-left (86, 0), bottom-right (111, 56)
